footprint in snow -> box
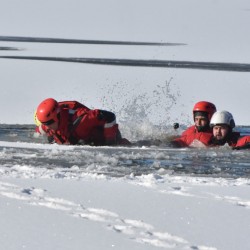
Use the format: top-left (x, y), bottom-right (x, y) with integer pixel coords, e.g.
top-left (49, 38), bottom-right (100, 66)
top-left (209, 193), bottom-right (250, 209)
top-left (0, 181), bottom-right (216, 249)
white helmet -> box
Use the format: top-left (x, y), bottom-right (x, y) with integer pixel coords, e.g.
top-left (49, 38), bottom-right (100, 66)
top-left (210, 111), bottom-right (235, 128)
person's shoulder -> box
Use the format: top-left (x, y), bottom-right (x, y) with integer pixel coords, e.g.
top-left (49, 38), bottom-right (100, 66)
top-left (182, 125), bottom-right (195, 135)
top-left (186, 125), bottom-right (195, 130)
top-left (236, 135), bottom-right (250, 145)
top-left (171, 125), bottom-right (195, 147)
top-left (232, 135), bottom-right (250, 149)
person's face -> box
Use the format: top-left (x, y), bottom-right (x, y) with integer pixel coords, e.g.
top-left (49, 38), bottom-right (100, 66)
top-left (213, 125), bottom-right (230, 140)
top-left (194, 116), bottom-right (208, 127)
top-left (41, 119), bottom-right (59, 130)
top-left (46, 121), bottom-right (59, 130)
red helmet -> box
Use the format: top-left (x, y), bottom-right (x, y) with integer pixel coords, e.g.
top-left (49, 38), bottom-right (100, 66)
top-left (36, 98), bottom-right (59, 124)
top-left (193, 101), bottom-right (216, 121)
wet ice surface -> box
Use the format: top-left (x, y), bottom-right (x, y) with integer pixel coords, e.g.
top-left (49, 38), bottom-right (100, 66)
top-left (0, 125), bottom-right (250, 179)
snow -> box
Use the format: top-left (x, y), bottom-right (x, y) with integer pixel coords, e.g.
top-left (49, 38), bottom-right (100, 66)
top-left (1, 173), bottom-right (250, 250)
top-left (0, 140), bottom-right (250, 250)
top-left (1, 0), bottom-right (250, 249)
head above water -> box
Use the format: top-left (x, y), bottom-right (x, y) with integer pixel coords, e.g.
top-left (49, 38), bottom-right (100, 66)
top-left (210, 110), bottom-right (235, 129)
top-left (193, 101), bottom-right (217, 132)
top-left (193, 101), bottom-right (217, 121)
top-left (36, 98), bottom-right (60, 126)
top-left (210, 111), bottom-right (235, 144)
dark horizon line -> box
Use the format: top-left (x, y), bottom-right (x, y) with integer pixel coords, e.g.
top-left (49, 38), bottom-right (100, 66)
top-left (1, 55), bottom-right (250, 72)
top-left (0, 35), bottom-right (186, 46)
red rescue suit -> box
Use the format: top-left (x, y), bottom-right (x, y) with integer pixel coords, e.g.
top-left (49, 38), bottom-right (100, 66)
top-left (36, 101), bottom-right (129, 146)
top-left (232, 135), bottom-right (250, 149)
top-left (172, 125), bottom-right (213, 147)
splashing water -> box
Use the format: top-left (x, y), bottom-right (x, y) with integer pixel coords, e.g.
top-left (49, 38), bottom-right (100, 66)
top-left (100, 79), bottom-right (182, 141)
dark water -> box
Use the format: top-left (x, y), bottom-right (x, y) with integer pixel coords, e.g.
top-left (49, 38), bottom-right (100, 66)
top-left (1, 35), bottom-right (250, 72)
top-left (0, 124), bottom-right (250, 179)
top-left (2, 56), bottom-right (250, 72)
top-left (0, 124), bottom-right (39, 143)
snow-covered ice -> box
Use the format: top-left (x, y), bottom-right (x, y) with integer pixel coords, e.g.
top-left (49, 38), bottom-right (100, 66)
top-left (0, 137), bottom-right (250, 250)
top-left (1, 0), bottom-right (250, 249)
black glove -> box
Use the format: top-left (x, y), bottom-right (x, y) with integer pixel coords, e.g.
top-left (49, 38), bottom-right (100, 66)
top-left (173, 123), bottom-right (179, 129)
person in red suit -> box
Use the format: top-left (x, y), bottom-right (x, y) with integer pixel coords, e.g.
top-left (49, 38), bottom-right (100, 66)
top-left (35, 98), bottom-right (130, 146)
top-left (209, 110), bottom-right (240, 147)
top-left (209, 110), bottom-right (250, 150)
top-left (172, 101), bottom-right (216, 147)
